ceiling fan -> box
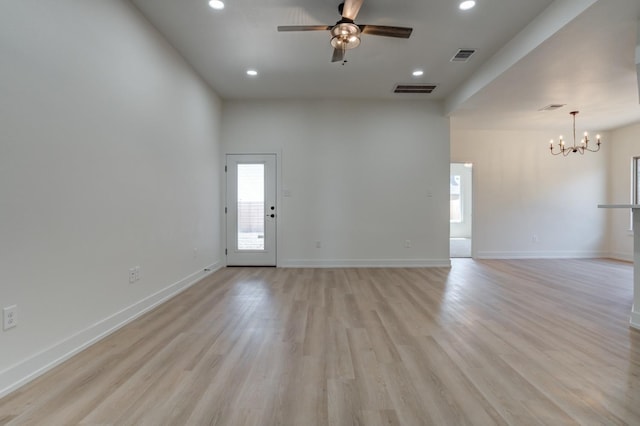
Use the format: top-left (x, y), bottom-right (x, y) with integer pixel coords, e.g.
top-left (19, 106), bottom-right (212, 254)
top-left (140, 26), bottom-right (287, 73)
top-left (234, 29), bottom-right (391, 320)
top-left (277, 0), bottom-right (413, 63)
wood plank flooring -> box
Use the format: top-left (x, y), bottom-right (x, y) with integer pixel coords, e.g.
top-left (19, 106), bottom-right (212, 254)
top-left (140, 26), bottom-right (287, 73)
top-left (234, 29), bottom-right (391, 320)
top-left (1, 259), bottom-right (639, 425)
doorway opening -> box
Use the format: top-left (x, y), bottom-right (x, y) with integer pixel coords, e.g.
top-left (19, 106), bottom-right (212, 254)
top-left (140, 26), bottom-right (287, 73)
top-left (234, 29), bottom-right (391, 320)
top-left (450, 162), bottom-right (473, 258)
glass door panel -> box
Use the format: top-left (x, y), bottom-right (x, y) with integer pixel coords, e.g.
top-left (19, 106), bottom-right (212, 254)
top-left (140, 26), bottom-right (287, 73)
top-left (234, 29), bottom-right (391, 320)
top-left (237, 164), bottom-right (265, 251)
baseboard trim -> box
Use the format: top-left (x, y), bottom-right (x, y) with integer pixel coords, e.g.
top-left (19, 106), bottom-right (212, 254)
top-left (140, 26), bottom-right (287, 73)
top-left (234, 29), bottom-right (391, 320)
top-left (0, 261), bottom-right (222, 399)
top-left (607, 251), bottom-right (634, 263)
top-left (279, 259), bottom-right (451, 268)
top-left (475, 250), bottom-right (608, 260)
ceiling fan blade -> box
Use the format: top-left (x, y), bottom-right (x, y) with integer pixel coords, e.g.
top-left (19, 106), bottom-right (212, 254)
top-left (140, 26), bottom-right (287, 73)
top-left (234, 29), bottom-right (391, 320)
top-left (331, 47), bottom-right (345, 63)
top-left (360, 25), bottom-right (413, 38)
top-left (277, 25), bottom-right (332, 32)
top-left (341, 0), bottom-right (364, 21)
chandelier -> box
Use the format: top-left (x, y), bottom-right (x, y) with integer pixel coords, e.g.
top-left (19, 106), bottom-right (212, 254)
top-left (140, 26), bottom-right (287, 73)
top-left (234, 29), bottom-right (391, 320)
top-left (549, 111), bottom-right (601, 156)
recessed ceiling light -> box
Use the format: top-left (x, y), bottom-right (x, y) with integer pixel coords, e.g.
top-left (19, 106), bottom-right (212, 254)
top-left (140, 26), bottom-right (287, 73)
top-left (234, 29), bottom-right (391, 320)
top-left (412, 70), bottom-right (424, 77)
top-left (459, 1), bottom-right (476, 10)
top-left (208, 0), bottom-right (224, 10)
top-left (246, 69), bottom-right (258, 76)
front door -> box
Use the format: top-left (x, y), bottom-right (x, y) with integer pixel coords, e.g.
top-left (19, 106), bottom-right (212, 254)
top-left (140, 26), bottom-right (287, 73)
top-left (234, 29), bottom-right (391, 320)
top-left (225, 154), bottom-right (277, 266)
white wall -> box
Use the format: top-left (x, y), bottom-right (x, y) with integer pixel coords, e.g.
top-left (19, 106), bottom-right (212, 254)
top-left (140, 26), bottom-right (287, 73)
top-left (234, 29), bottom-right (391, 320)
top-left (607, 122), bottom-right (640, 261)
top-left (0, 0), bottom-right (223, 396)
top-left (222, 100), bottom-right (451, 267)
top-left (451, 128), bottom-right (608, 258)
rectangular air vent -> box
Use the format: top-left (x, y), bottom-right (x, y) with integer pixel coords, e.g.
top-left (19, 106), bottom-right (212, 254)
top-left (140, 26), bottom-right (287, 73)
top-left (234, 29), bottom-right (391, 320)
top-left (451, 49), bottom-right (476, 62)
top-left (393, 84), bottom-right (437, 94)
top-left (538, 104), bottom-right (566, 111)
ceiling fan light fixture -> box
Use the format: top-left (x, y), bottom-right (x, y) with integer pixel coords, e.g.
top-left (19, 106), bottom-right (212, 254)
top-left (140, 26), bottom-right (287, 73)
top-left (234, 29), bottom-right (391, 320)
top-left (330, 22), bottom-right (361, 50)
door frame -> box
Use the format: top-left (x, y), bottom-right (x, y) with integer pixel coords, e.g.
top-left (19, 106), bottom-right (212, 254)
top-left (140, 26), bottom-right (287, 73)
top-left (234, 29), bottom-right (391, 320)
top-left (224, 152), bottom-right (281, 266)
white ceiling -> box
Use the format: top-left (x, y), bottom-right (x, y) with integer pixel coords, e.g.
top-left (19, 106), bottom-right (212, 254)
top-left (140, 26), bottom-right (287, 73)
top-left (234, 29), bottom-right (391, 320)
top-left (131, 0), bottom-right (640, 132)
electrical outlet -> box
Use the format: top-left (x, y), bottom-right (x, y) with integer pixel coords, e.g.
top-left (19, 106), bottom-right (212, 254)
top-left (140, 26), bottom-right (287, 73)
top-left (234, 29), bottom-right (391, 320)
top-left (129, 268), bottom-right (136, 284)
top-left (404, 239), bottom-right (412, 248)
top-left (315, 241), bottom-right (321, 249)
top-left (3, 305), bottom-right (17, 330)
top-left (532, 234), bottom-right (539, 243)
top-left (134, 266), bottom-right (141, 281)
top-left (193, 248), bottom-right (198, 258)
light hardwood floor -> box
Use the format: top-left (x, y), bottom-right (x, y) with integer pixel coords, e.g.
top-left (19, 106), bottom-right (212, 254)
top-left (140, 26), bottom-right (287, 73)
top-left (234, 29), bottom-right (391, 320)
top-left (1, 259), bottom-right (639, 425)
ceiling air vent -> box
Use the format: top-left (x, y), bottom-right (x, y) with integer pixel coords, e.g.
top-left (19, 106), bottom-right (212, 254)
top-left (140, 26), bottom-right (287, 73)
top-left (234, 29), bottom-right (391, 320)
top-left (393, 84), bottom-right (437, 94)
top-left (538, 104), bottom-right (566, 111)
top-left (451, 49), bottom-right (476, 62)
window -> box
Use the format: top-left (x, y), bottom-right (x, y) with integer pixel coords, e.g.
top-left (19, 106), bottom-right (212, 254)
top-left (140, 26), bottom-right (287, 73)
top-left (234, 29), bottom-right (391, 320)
top-left (630, 157), bottom-right (639, 232)
top-left (450, 175), bottom-right (462, 223)
top-left (634, 156), bottom-right (640, 205)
